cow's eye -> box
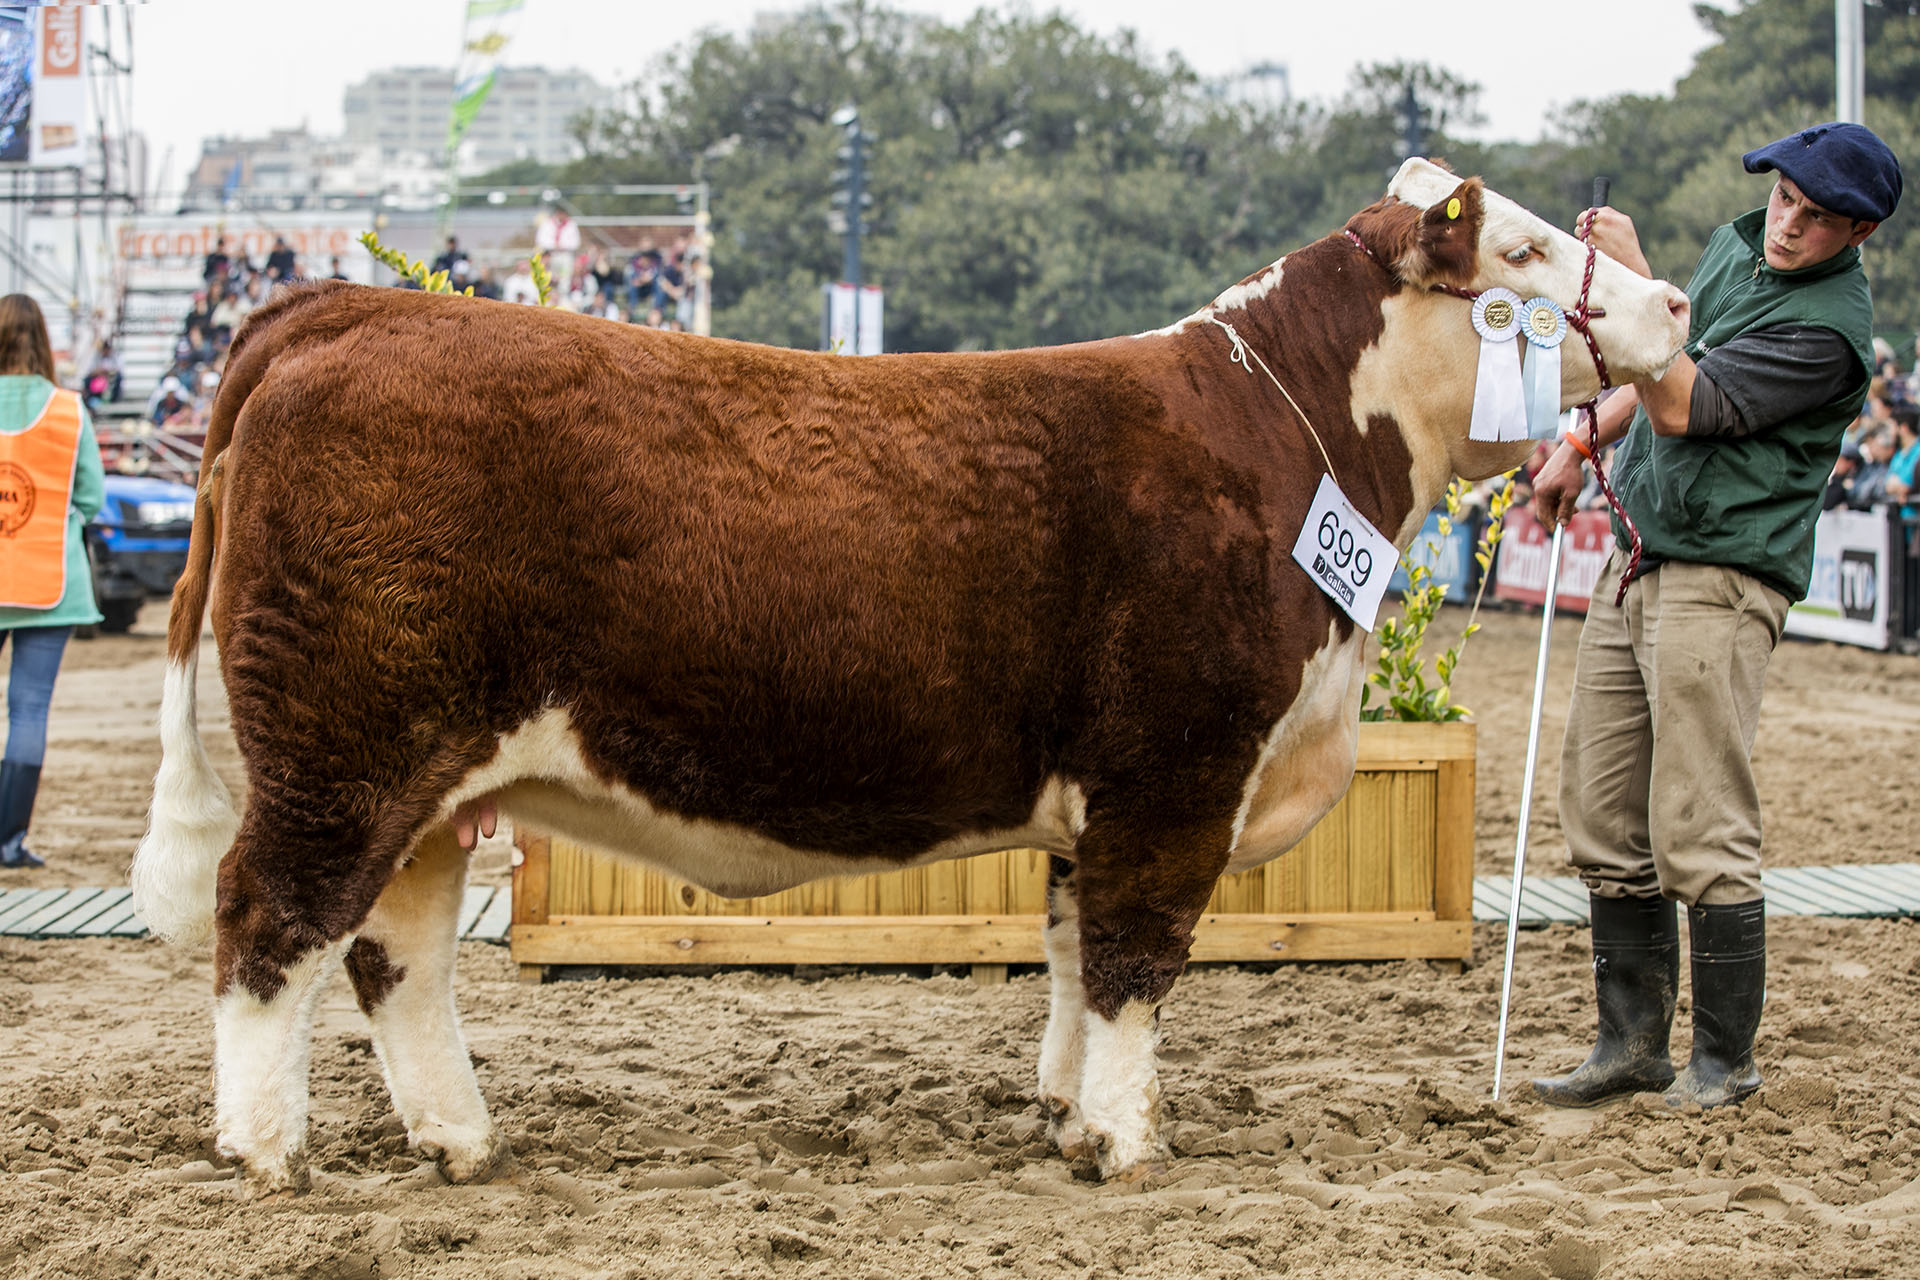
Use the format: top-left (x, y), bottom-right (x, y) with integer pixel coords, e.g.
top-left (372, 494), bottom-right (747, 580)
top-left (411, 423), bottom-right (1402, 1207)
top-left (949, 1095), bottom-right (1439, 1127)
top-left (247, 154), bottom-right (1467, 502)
top-left (1504, 246), bottom-right (1536, 265)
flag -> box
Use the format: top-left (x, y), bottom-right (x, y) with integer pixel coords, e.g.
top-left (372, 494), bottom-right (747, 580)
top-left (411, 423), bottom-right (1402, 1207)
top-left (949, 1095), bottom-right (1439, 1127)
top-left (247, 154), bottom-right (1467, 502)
top-left (446, 0), bottom-right (524, 159)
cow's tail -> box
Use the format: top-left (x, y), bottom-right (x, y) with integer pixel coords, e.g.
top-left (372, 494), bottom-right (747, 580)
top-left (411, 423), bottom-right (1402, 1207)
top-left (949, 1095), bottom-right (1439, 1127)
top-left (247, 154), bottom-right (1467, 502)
top-left (130, 294), bottom-right (298, 944)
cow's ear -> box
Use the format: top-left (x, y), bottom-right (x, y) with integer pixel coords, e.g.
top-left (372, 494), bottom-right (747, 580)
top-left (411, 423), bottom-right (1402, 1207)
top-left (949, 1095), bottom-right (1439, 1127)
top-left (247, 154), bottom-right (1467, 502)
top-left (1398, 179), bottom-right (1483, 287)
top-left (1345, 179), bottom-right (1485, 288)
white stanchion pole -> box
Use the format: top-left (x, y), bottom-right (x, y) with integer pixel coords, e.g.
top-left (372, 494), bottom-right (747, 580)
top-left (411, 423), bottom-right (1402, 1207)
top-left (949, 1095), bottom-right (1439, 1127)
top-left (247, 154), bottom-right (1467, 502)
top-left (1492, 522), bottom-right (1565, 1100)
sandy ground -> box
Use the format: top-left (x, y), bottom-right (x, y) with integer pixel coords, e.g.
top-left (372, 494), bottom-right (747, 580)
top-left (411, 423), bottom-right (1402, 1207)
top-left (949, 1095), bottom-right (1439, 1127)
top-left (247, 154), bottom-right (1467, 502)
top-left (1, 600), bottom-right (1918, 1278)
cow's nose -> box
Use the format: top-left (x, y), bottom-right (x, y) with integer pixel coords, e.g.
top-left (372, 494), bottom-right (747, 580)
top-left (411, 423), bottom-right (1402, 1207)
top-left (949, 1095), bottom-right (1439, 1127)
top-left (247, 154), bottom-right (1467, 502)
top-left (1665, 289), bottom-right (1690, 324)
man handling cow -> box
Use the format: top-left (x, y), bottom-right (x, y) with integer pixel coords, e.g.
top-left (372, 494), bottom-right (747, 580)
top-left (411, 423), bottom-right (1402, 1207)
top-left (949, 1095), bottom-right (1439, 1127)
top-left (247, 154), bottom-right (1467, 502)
top-left (1529, 123), bottom-right (1902, 1110)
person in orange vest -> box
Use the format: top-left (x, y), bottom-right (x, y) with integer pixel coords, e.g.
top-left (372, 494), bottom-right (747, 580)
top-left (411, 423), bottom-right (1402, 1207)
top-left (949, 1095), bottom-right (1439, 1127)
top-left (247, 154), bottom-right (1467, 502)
top-left (0, 293), bottom-right (104, 868)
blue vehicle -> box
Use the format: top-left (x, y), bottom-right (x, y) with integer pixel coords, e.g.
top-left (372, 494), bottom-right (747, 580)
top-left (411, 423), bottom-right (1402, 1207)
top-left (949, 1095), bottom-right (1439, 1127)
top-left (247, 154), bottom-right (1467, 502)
top-left (86, 474), bottom-right (195, 633)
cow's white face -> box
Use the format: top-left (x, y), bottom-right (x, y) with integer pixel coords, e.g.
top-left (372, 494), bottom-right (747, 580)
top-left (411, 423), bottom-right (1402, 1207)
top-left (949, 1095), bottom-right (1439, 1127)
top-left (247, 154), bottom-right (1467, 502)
top-left (1387, 158), bottom-right (1690, 404)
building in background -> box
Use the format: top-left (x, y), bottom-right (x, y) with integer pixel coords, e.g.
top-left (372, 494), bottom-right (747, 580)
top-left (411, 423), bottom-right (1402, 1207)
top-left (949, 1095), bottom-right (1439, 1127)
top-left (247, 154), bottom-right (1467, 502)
top-left (179, 128), bottom-right (442, 212)
top-left (343, 65), bottom-right (609, 174)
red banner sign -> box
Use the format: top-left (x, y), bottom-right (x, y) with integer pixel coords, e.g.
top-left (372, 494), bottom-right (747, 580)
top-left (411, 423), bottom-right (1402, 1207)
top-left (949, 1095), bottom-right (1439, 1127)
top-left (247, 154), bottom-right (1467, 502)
top-left (1492, 507), bottom-right (1616, 613)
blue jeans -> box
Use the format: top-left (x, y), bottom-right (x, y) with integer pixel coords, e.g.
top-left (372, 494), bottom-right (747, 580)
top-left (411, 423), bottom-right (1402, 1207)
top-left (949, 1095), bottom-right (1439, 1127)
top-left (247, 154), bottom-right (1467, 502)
top-left (2, 625), bottom-right (71, 767)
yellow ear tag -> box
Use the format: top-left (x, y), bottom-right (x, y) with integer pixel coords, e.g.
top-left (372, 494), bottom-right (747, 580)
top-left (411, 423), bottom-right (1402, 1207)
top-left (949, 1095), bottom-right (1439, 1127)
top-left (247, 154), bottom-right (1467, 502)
top-left (1446, 197), bottom-right (1461, 221)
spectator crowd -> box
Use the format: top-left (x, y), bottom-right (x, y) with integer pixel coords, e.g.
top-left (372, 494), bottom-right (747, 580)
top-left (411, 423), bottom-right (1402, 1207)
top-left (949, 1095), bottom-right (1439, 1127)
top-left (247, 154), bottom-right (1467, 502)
top-left (118, 211), bottom-right (706, 441)
top-left (424, 210), bottom-right (704, 330)
top-left (1823, 335), bottom-right (1920, 514)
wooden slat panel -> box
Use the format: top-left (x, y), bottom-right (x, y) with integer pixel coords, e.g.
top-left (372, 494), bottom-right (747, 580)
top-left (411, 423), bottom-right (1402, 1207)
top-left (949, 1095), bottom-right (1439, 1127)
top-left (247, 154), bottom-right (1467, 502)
top-left (454, 886), bottom-right (493, 938)
top-left (0, 888), bottom-right (65, 932)
top-left (1433, 748), bottom-right (1475, 923)
top-left (514, 911), bottom-right (1465, 967)
top-left (38, 887), bottom-right (131, 937)
top-left (10, 889), bottom-right (102, 936)
top-left (1763, 869), bottom-right (1877, 917)
top-left (1010, 849), bottom-right (1050, 916)
top-left (513, 722), bottom-right (1484, 959)
top-left (1355, 720), bottom-right (1476, 764)
top-left (468, 885), bottom-right (514, 940)
top-left (1756, 874), bottom-right (1841, 917)
top-left (1524, 877), bottom-right (1592, 921)
top-left (1345, 774), bottom-right (1393, 913)
top-left (106, 909), bottom-right (150, 937)
top-left (1515, 883), bottom-right (1572, 923)
top-left (75, 894), bottom-right (142, 936)
top-left (1388, 771), bottom-right (1437, 912)
top-left (513, 834), bottom-right (551, 925)
top-left (1813, 865), bottom-right (1920, 913)
top-left (1208, 868), bottom-right (1264, 915)
top-left (1471, 879), bottom-right (1511, 922)
top-left (1793, 866), bottom-right (1910, 915)
top-left (1303, 790), bottom-right (1351, 912)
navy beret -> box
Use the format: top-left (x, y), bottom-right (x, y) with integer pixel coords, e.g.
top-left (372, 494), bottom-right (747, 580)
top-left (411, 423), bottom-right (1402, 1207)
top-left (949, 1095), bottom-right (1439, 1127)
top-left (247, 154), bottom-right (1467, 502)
top-left (1743, 122), bottom-right (1902, 223)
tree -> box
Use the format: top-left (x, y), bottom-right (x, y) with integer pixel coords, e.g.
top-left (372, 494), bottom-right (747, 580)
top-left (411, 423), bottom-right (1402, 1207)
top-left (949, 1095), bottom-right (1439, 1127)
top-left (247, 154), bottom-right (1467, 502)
top-left (492, 0), bottom-right (1920, 347)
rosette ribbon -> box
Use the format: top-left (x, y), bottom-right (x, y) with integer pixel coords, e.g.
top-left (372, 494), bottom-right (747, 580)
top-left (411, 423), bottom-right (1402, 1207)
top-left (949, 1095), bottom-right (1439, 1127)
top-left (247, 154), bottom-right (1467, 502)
top-left (1519, 296), bottom-right (1570, 440)
top-left (1468, 287), bottom-right (1528, 442)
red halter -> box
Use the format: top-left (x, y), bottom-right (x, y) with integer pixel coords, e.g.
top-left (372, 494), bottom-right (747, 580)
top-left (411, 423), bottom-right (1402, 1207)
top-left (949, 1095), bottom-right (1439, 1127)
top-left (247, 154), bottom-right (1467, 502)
top-left (1342, 220), bottom-right (1641, 603)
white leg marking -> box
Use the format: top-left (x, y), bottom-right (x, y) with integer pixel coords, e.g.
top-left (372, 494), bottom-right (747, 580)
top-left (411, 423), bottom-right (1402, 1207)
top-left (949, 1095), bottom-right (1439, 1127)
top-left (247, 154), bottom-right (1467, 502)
top-left (1037, 877), bottom-right (1090, 1159)
top-left (1077, 1000), bottom-right (1168, 1179)
top-left (131, 656), bottom-right (239, 944)
top-left (357, 833), bottom-right (505, 1182)
top-left (214, 942), bottom-right (344, 1195)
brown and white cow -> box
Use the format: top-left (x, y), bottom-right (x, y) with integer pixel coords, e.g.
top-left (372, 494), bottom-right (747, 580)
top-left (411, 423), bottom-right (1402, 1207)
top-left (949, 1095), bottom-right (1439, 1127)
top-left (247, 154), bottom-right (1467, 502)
top-left (131, 158), bottom-right (1688, 1195)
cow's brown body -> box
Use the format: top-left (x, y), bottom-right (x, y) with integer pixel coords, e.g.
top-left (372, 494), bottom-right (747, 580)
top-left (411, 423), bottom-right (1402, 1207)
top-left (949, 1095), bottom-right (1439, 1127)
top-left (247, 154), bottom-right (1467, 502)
top-left (133, 161), bottom-right (1691, 1194)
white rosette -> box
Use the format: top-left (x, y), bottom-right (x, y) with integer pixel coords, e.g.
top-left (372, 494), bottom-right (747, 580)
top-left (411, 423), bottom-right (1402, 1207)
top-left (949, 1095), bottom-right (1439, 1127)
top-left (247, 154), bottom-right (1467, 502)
top-left (1519, 296), bottom-right (1569, 440)
top-left (1468, 287), bottom-right (1528, 442)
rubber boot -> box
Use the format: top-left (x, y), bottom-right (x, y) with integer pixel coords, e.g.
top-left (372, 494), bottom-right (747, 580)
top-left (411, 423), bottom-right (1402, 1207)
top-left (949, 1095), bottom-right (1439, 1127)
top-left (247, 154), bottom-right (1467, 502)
top-left (1531, 893), bottom-right (1678, 1107)
top-left (0, 761), bottom-right (44, 868)
top-left (1665, 900), bottom-right (1766, 1109)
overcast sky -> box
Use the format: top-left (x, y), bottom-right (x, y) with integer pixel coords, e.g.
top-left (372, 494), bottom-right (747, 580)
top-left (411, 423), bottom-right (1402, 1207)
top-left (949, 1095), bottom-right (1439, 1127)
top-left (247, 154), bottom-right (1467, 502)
top-left (127, 0), bottom-right (1730, 197)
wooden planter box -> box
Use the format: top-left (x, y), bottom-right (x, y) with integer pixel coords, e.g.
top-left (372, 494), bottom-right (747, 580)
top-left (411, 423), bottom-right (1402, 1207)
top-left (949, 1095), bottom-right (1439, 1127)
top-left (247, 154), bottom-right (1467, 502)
top-left (509, 721), bottom-right (1474, 981)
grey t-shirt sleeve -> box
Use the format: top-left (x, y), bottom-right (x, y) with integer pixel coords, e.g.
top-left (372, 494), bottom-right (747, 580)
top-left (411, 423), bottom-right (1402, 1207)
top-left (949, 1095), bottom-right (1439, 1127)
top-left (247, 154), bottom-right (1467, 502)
top-left (1687, 324), bottom-right (1863, 439)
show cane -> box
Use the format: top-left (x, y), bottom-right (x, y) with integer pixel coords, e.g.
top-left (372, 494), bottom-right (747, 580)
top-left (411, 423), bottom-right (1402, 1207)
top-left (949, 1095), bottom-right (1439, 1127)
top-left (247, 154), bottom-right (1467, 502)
top-left (1491, 516), bottom-right (1563, 1101)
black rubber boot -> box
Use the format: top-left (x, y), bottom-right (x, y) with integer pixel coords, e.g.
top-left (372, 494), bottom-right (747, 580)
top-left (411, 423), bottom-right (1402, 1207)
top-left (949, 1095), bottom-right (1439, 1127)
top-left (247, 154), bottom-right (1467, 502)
top-left (0, 761), bottom-right (44, 868)
top-left (1665, 900), bottom-right (1766, 1110)
top-left (1531, 893), bottom-right (1679, 1107)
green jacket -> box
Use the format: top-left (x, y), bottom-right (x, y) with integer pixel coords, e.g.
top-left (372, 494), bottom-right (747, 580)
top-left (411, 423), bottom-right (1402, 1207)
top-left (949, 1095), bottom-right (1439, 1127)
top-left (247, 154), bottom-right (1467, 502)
top-left (0, 376), bottom-right (104, 631)
top-left (1609, 208), bottom-right (1874, 602)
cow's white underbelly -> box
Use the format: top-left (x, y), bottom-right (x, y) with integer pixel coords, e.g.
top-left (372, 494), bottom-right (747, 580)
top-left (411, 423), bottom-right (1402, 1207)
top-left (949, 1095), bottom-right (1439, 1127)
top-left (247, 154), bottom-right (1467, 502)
top-left (439, 708), bottom-right (1088, 898)
top-left (1225, 624), bottom-right (1367, 873)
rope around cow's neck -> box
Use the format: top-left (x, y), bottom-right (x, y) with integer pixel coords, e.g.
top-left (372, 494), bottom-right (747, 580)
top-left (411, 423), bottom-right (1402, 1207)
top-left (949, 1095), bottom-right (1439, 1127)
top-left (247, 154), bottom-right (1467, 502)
top-left (1343, 222), bottom-right (1643, 605)
top-left (1205, 314), bottom-right (1342, 487)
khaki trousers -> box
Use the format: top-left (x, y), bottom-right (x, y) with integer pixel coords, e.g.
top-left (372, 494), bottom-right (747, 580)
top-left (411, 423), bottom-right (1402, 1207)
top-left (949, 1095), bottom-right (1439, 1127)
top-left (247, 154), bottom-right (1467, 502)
top-left (1559, 552), bottom-right (1790, 906)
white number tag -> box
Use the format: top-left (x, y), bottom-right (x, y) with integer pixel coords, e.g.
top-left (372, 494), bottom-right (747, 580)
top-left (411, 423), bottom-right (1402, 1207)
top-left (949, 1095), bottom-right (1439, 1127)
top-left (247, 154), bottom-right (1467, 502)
top-left (1290, 474), bottom-right (1397, 631)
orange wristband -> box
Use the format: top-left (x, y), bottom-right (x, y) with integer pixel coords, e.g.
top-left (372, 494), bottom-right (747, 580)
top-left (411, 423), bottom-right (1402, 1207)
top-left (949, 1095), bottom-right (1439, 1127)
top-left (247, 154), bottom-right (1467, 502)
top-left (1563, 428), bottom-right (1593, 461)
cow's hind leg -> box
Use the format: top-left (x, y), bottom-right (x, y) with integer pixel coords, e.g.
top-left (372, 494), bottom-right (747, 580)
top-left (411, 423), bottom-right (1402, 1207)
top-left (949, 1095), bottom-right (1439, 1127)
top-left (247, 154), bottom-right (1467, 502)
top-left (1071, 802), bottom-right (1232, 1181)
top-left (213, 829), bottom-right (351, 1198)
top-left (1037, 856), bottom-right (1093, 1159)
top-left (346, 826), bottom-right (508, 1183)
top-left (213, 800), bottom-right (416, 1196)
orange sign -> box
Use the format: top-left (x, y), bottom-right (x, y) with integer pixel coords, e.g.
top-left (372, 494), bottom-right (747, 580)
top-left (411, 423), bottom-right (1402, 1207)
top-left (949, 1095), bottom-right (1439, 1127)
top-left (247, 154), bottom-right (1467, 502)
top-left (40, 5), bottom-right (80, 79)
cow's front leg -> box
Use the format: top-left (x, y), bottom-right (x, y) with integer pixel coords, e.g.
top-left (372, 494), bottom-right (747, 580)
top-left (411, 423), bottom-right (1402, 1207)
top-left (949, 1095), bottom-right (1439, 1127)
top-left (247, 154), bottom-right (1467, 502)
top-left (1071, 805), bottom-right (1231, 1181)
top-left (346, 826), bottom-right (509, 1184)
top-left (1037, 856), bottom-right (1091, 1159)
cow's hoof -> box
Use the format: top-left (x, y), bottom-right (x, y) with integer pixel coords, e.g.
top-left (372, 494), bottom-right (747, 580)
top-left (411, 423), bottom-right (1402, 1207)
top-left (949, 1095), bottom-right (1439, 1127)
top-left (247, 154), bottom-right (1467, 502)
top-left (1107, 1158), bottom-right (1168, 1185)
top-left (416, 1124), bottom-right (513, 1184)
top-left (234, 1149), bottom-right (311, 1200)
top-left (1042, 1096), bottom-right (1092, 1161)
top-left (1086, 1127), bottom-right (1170, 1183)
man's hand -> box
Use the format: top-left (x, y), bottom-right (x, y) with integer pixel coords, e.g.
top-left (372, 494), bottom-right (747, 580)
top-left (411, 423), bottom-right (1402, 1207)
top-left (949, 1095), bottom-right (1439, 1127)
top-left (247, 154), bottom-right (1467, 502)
top-left (1530, 443), bottom-right (1588, 529)
top-left (1577, 206), bottom-right (1652, 279)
